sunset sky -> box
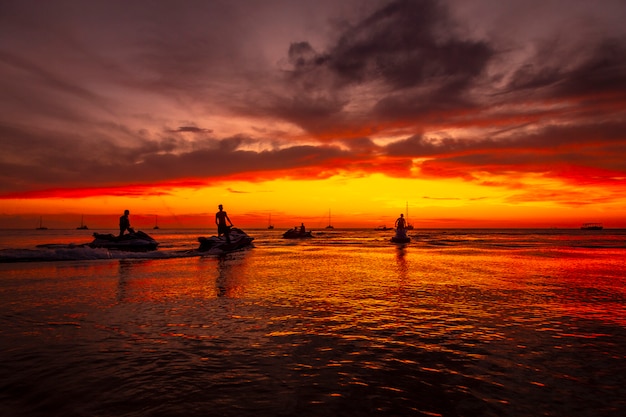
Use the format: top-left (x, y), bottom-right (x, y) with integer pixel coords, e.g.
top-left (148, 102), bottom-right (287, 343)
top-left (1, 0), bottom-right (625, 229)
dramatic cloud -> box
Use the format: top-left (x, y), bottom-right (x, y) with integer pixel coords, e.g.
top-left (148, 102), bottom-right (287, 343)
top-left (0, 0), bottom-right (625, 207)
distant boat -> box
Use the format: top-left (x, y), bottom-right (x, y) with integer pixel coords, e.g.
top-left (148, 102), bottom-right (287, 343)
top-left (581, 223), bottom-right (603, 230)
top-left (36, 216), bottom-right (48, 230)
top-left (283, 227), bottom-right (313, 239)
top-left (153, 215), bottom-right (160, 230)
top-left (268, 214), bottom-right (274, 230)
top-left (325, 209), bottom-right (334, 229)
top-left (375, 225), bottom-right (389, 231)
top-left (76, 215), bottom-right (88, 230)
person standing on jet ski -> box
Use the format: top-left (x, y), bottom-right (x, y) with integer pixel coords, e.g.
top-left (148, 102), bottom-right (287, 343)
top-left (395, 213), bottom-right (407, 231)
top-left (119, 209), bottom-right (132, 237)
top-left (215, 204), bottom-right (233, 244)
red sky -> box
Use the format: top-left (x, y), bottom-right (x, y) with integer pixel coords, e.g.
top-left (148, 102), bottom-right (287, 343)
top-left (1, 0), bottom-right (625, 229)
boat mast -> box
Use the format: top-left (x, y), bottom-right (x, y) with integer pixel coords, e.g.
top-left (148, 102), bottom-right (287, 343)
top-left (405, 201), bottom-right (414, 229)
top-left (36, 216), bottom-right (47, 230)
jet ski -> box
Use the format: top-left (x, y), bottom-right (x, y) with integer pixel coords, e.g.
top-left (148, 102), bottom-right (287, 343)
top-left (282, 228), bottom-right (313, 239)
top-left (197, 227), bottom-right (254, 252)
top-left (390, 228), bottom-right (410, 244)
top-left (89, 229), bottom-right (159, 251)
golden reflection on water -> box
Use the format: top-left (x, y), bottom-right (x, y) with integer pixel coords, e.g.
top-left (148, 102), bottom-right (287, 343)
top-left (214, 254), bottom-right (251, 298)
top-left (4, 244), bottom-right (623, 330)
top-left (395, 245), bottom-right (408, 280)
top-left (1, 242), bottom-right (625, 417)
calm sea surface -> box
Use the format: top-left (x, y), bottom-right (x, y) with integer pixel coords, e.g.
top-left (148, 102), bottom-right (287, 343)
top-left (1, 228), bottom-right (625, 416)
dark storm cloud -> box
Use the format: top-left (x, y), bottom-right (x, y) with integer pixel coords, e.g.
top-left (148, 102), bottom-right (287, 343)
top-left (386, 134), bottom-right (477, 157)
top-left (0, 124), bottom-right (352, 195)
top-left (385, 119), bottom-right (626, 185)
top-left (387, 118), bottom-right (626, 159)
top-left (288, 42), bottom-right (329, 70)
top-left (126, 141), bottom-right (350, 183)
top-left (327, 0), bottom-right (492, 89)
top-left (270, 0), bottom-right (626, 137)
top-left (0, 50), bottom-right (102, 105)
top-left (504, 37), bottom-right (626, 99)
top-left (283, 0), bottom-right (490, 88)
top-left (554, 39), bottom-right (626, 98)
top-left (271, 0), bottom-right (494, 131)
top-left (341, 137), bottom-right (380, 152)
top-left (0, 122), bottom-right (184, 193)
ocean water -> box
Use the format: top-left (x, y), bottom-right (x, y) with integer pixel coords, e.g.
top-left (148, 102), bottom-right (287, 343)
top-left (1, 228), bottom-right (625, 417)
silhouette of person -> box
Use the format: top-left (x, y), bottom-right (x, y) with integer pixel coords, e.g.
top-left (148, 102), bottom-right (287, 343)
top-left (300, 222), bottom-right (306, 234)
top-left (395, 213), bottom-right (406, 231)
top-left (215, 204), bottom-right (233, 244)
top-left (119, 209), bottom-right (131, 237)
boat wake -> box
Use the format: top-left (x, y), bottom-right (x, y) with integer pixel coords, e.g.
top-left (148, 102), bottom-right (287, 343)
top-left (0, 246), bottom-right (207, 262)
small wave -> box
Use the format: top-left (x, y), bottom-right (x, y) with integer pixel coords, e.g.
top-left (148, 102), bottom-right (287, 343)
top-left (0, 247), bottom-right (113, 262)
top-left (423, 240), bottom-right (454, 246)
top-left (0, 247), bottom-right (204, 263)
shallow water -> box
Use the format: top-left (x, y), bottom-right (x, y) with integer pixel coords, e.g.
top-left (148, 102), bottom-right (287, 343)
top-left (1, 229), bottom-right (625, 416)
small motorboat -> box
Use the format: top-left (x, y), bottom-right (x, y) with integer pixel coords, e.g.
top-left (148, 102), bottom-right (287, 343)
top-left (197, 227), bottom-right (254, 252)
top-left (390, 228), bottom-right (410, 244)
top-left (581, 223), bottom-right (603, 230)
top-left (89, 229), bottom-right (159, 251)
top-left (282, 228), bottom-right (313, 239)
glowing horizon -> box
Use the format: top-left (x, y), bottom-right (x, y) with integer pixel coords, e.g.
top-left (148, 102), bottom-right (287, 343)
top-left (1, 172), bottom-right (623, 229)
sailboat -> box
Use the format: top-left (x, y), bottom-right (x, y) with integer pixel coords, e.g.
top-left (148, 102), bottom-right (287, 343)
top-left (153, 215), bottom-right (160, 230)
top-left (325, 209), bottom-right (334, 229)
top-left (76, 215), bottom-right (88, 230)
top-left (405, 202), bottom-right (414, 230)
top-left (36, 216), bottom-right (48, 230)
top-left (267, 213), bottom-right (274, 230)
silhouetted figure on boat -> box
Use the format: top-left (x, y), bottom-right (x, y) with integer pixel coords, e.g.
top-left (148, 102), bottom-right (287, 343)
top-left (215, 204), bottom-right (233, 244)
top-left (395, 213), bottom-right (406, 231)
top-left (119, 210), bottom-right (132, 237)
top-left (283, 223), bottom-right (313, 239)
